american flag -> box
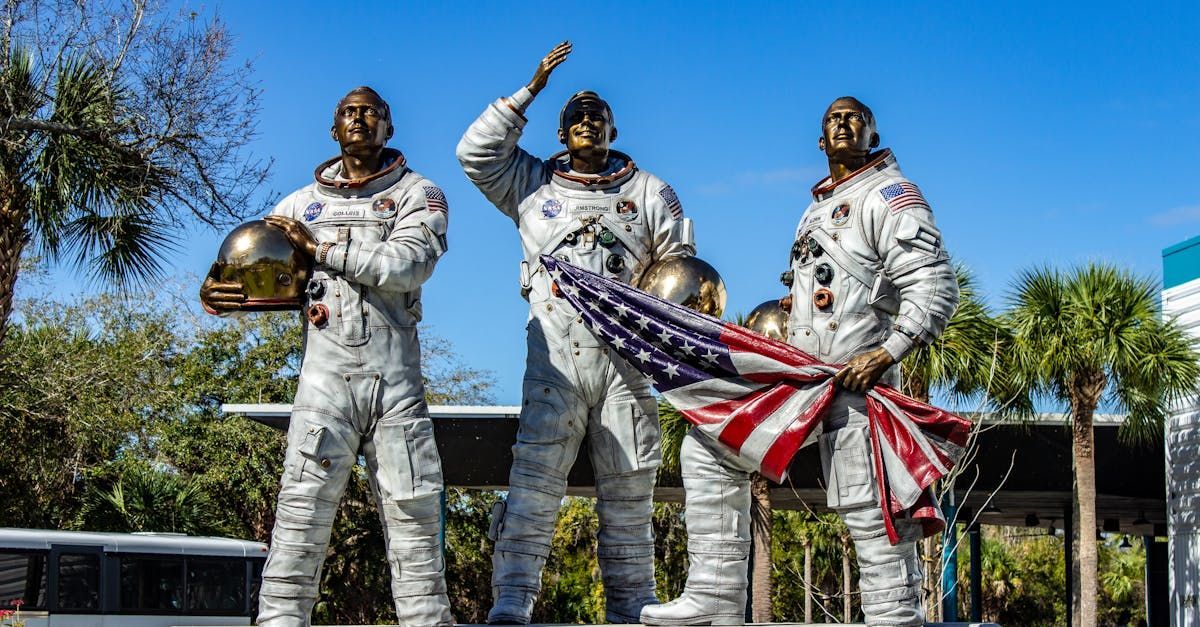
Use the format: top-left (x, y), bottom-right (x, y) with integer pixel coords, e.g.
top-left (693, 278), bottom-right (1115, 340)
top-left (879, 182), bottom-right (929, 213)
top-left (423, 186), bottom-right (448, 213)
top-left (542, 255), bottom-right (971, 542)
top-left (658, 185), bottom-right (684, 220)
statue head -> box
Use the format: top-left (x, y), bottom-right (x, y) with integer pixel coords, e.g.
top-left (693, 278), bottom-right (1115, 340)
top-left (818, 96), bottom-right (879, 170)
top-left (557, 91), bottom-right (617, 168)
top-left (330, 86), bottom-right (393, 158)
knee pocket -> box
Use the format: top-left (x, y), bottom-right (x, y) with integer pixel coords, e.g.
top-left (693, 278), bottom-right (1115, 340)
top-left (592, 397), bottom-right (661, 475)
top-left (820, 424), bottom-right (877, 509)
top-left (517, 381), bottom-right (575, 445)
top-left (262, 547), bottom-right (324, 585)
top-left (858, 552), bottom-right (922, 597)
top-left (373, 413), bottom-right (444, 501)
top-left (283, 417), bottom-right (354, 500)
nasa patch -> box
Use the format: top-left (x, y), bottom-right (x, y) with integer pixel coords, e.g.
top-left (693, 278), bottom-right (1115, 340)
top-left (303, 202), bottom-right (324, 222)
top-left (541, 198), bottom-right (563, 218)
top-left (372, 197), bottom-right (397, 218)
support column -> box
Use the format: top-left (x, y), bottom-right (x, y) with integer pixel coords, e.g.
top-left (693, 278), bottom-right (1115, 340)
top-left (969, 523), bottom-right (982, 621)
top-left (1145, 535), bottom-right (1168, 627)
top-left (941, 493), bottom-right (959, 622)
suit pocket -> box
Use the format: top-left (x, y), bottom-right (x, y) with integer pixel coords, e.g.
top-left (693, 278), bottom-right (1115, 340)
top-left (820, 424), bottom-right (876, 510)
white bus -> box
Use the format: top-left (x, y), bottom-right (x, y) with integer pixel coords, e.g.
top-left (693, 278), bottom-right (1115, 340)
top-left (0, 528), bottom-right (266, 627)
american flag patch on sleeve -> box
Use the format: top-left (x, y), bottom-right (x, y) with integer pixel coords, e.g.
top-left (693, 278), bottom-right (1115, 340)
top-left (658, 185), bottom-right (684, 219)
top-left (423, 186), bottom-right (448, 213)
top-left (879, 182), bottom-right (929, 213)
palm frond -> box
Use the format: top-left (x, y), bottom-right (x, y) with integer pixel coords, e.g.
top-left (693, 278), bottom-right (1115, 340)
top-left (22, 51), bottom-right (174, 285)
top-left (64, 208), bottom-right (175, 286)
top-left (1006, 261), bottom-right (1200, 443)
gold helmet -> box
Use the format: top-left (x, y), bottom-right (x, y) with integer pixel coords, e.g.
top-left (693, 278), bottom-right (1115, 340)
top-left (214, 220), bottom-right (312, 311)
top-left (638, 256), bottom-right (727, 318)
top-left (746, 298), bottom-right (789, 340)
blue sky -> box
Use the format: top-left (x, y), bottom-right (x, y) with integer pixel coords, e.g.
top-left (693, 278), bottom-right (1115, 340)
top-left (40, 1), bottom-right (1200, 404)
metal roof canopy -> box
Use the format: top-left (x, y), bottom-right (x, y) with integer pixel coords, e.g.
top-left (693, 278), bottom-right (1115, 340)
top-left (0, 528), bottom-right (268, 556)
top-left (223, 404), bottom-right (1165, 533)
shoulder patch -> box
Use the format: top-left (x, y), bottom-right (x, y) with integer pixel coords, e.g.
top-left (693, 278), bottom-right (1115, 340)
top-left (303, 202), bottom-right (324, 222)
top-left (423, 185), bottom-right (448, 213)
top-left (657, 185), bottom-right (683, 219)
top-left (878, 182), bottom-right (929, 214)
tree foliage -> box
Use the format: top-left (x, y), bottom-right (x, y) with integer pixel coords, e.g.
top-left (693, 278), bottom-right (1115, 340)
top-left (0, 282), bottom-right (499, 624)
top-left (0, 0), bottom-right (269, 343)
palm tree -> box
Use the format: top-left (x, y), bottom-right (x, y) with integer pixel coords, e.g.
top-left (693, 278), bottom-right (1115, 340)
top-left (0, 3), bottom-right (268, 345)
top-left (0, 45), bottom-right (173, 344)
top-left (1005, 263), bottom-right (1199, 626)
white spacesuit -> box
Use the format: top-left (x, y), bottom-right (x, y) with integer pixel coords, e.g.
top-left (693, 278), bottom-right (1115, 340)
top-left (456, 86), bottom-right (693, 624)
top-left (789, 149), bottom-right (957, 625)
top-left (643, 148), bottom-right (957, 627)
top-left (256, 149), bottom-right (453, 627)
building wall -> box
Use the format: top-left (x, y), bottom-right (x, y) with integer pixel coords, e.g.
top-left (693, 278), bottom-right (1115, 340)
top-left (1161, 236), bottom-right (1200, 627)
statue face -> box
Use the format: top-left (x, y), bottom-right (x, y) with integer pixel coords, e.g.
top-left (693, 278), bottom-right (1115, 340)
top-left (559, 98), bottom-right (614, 158)
top-left (819, 98), bottom-right (877, 163)
top-left (331, 91), bottom-right (392, 153)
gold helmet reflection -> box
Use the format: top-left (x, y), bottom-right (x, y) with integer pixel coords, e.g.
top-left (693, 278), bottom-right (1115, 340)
top-left (215, 220), bottom-right (312, 311)
top-left (637, 256), bottom-right (727, 318)
top-left (746, 298), bottom-right (789, 340)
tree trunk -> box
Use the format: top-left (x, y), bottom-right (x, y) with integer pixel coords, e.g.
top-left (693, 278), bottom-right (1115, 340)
top-left (0, 191), bottom-right (28, 346)
top-left (924, 534), bottom-right (943, 621)
top-left (842, 531), bottom-right (853, 622)
top-left (802, 536), bottom-right (813, 623)
top-left (1070, 371), bottom-right (1105, 627)
top-left (749, 472), bottom-right (772, 622)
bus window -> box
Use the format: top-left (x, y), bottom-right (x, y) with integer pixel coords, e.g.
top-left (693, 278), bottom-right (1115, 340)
top-left (119, 556), bottom-right (183, 612)
top-left (57, 553), bottom-right (100, 610)
top-left (0, 551), bottom-right (48, 610)
top-left (187, 559), bottom-right (245, 613)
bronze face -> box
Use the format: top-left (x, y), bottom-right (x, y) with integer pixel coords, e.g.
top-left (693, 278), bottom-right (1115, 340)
top-left (818, 97), bottom-right (879, 180)
top-left (558, 93), bottom-right (616, 174)
top-left (330, 88), bottom-right (393, 179)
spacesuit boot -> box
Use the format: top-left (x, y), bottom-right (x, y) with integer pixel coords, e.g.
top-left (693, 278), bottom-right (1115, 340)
top-left (596, 469), bottom-right (659, 623)
top-left (842, 506), bottom-right (925, 626)
top-left (487, 551), bottom-right (544, 624)
top-left (641, 431), bottom-right (750, 626)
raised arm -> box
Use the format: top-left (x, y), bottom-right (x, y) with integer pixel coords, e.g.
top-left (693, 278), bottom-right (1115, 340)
top-left (455, 43), bottom-right (572, 220)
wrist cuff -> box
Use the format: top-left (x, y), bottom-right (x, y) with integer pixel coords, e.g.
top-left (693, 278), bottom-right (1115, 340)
top-left (508, 86), bottom-right (534, 111)
top-left (882, 333), bottom-right (916, 362)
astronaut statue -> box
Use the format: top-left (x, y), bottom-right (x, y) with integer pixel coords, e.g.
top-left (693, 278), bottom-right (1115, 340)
top-left (200, 87), bottom-right (452, 627)
top-left (456, 42), bottom-right (694, 624)
top-left (641, 97), bottom-right (959, 627)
